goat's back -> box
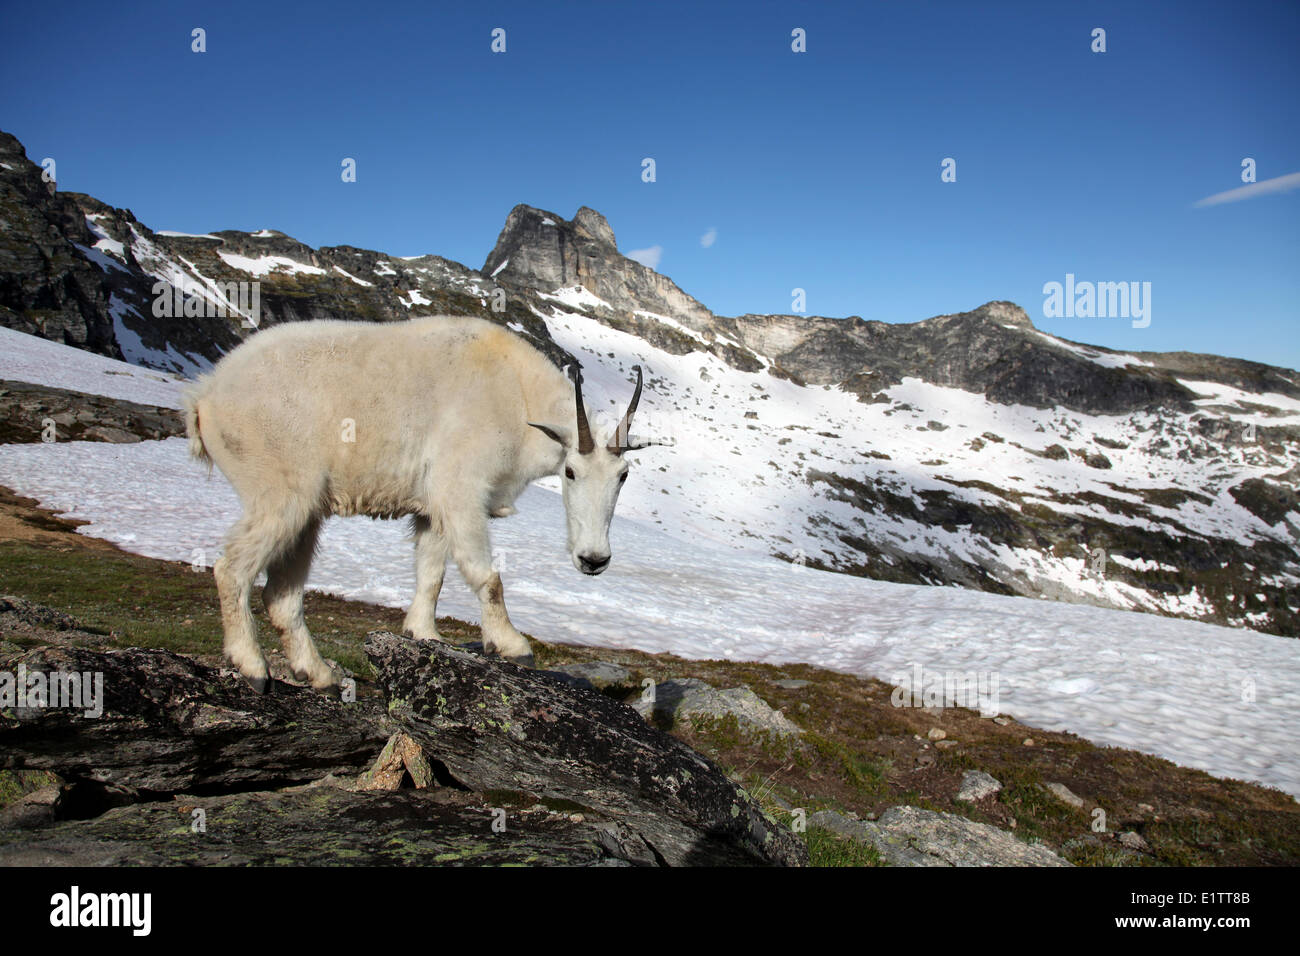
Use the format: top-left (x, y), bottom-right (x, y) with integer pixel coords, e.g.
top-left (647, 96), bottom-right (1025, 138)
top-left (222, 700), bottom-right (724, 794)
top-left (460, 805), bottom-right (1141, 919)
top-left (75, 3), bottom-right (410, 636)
top-left (183, 316), bottom-right (566, 513)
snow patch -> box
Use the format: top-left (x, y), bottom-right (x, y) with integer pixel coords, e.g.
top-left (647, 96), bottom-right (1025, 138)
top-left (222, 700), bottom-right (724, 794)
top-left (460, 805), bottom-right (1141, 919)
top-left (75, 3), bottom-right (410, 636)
top-left (332, 265), bottom-right (374, 288)
top-left (0, 325), bottom-right (184, 406)
top-left (539, 286), bottom-right (612, 312)
top-left (216, 252), bottom-right (326, 277)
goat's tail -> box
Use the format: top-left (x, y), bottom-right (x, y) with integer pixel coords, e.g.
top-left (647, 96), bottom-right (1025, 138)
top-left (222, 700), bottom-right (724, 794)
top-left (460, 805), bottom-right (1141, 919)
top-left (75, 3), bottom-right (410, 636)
top-left (181, 382), bottom-right (212, 468)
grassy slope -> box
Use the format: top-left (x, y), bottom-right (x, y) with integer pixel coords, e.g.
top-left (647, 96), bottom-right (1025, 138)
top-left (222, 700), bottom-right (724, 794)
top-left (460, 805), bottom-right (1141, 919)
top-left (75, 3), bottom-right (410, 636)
top-left (1, 485), bottom-right (1296, 866)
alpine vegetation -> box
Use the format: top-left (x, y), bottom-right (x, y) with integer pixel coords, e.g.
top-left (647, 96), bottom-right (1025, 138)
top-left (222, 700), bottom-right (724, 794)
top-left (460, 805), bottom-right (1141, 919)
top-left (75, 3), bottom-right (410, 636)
top-left (182, 315), bottom-right (661, 691)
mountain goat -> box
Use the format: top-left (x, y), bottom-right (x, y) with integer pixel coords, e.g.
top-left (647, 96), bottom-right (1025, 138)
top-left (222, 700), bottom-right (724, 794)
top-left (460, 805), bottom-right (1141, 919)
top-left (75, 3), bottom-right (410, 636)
top-left (182, 315), bottom-right (659, 692)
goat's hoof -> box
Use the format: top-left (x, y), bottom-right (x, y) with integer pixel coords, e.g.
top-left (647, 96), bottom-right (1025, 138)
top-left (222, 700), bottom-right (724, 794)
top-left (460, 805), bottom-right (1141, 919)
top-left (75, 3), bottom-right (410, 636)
top-left (311, 674), bottom-right (341, 693)
top-left (245, 674), bottom-right (272, 695)
top-left (302, 662), bottom-right (342, 693)
top-left (504, 651), bottom-right (535, 669)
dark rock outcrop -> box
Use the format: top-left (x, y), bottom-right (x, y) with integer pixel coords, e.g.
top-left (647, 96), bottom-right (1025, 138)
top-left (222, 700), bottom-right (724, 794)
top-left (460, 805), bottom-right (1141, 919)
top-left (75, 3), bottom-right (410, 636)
top-left (0, 380), bottom-right (184, 444)
top-left (0, 605), bottom-right (806, 866)
top-left (366, 630), bottom-right (807, 866)
top-left (0, 643), bottom-right (391, 793)
top-left (0, 131), bottom-right (121, 358)
top-left (0, 785), bottom-right (638, 866)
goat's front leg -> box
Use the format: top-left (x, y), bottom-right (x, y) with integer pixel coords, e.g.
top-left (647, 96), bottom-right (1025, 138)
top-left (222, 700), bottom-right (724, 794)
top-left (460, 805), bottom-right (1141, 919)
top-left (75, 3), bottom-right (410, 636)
top-left (444, 504), bottom-right (534, 667)
top-left (403, 514), bottom-right (449, 641)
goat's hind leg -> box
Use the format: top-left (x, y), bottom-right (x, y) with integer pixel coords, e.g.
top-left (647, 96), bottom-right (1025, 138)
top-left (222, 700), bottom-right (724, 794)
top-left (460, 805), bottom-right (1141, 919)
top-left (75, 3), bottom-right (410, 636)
top-left (263, 516), bottom-right (336, 689)
top-left (214, 497), bottom-right (313, 693)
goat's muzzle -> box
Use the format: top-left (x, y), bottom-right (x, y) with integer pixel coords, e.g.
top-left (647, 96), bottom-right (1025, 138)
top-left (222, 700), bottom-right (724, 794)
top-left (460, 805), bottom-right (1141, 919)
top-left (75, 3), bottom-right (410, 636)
top-left (577, 552), bottom-right (610, 575)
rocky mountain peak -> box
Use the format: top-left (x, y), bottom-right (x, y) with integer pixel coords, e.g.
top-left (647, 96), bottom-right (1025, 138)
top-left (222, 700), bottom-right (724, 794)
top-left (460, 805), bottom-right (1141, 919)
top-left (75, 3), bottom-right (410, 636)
top-left (483, 203), bottom-right (715, 334)
top-left (973, 300), bottom-right (1035, 329)
top-left (572, 206), bottom-right (616, 247)
top-left (0, 130), bottom-right (27, 162)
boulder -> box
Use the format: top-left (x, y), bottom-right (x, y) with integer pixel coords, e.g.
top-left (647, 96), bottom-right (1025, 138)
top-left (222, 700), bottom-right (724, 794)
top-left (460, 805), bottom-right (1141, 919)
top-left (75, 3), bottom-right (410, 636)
top-left (541, 660), bottom-right (632, 691)
top-left (1043, 782), bottom-right (1086, 809)
top-left (810, 806), bottom-right (1071, 867)
top-left (366, 631), bottom-right (806, 866)
top-left (0, 784), bottom-right (638, 866)
top-left (955, 770), bottom-right (1002, 802)
top-left (1, 621), bottom-right (808, 866)
top-left (0, 643), bottom-right (393, 792)
top-left (632, 677), bottom-right (803, 738)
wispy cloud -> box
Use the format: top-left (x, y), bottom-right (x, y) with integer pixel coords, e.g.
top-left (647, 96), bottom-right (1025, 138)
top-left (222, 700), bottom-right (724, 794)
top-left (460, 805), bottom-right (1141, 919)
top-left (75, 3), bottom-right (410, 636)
top-left (1194, 171), bottom-right (1300, 207)
top-left (700, 228), bottom-right (717, 248)
top-left (628, 245), bottom-right (663, 269)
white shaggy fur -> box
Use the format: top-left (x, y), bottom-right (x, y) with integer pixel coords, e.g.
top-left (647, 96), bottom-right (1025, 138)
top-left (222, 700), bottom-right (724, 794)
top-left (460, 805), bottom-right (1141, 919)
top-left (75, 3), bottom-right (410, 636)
top-left (183, 315), bottom-right (641, 690)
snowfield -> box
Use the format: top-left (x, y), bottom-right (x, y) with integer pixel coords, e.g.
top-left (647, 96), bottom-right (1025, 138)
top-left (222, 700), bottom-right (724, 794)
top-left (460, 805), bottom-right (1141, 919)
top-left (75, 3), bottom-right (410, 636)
top-left (529, 302), bottom-right (1300, 628)
top-left (1, 318), bottom-right (1298, 798)
top-left (0, 325), bottom-right (186, 408)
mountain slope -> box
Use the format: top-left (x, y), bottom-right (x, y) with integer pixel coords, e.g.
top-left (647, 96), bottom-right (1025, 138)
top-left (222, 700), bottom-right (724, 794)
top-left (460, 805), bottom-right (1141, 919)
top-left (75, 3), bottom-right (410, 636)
top-left (0, 129), bottom-right (1296, 636)
top-left (2, 331), bottom-right (1299, 797)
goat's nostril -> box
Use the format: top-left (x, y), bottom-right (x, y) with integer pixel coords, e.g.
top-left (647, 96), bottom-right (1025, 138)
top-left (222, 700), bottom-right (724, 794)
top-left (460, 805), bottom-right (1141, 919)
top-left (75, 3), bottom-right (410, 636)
top-left (579, 553), bottom-right (610, 573)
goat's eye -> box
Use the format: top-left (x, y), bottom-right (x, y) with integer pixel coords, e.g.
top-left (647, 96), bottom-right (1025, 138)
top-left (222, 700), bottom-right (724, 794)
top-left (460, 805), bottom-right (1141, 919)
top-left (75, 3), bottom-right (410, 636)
top-left (565, 467), bottom-right (575, 480)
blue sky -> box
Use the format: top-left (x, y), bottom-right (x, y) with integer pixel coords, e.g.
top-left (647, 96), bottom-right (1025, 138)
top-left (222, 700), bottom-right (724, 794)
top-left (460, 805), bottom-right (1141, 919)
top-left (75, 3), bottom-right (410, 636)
top-left (3, 0), bottom-right (1297, 369)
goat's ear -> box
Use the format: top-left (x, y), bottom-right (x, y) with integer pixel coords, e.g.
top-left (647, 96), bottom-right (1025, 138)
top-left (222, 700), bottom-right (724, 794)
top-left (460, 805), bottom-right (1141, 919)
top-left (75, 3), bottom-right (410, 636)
top-left (528, 422), bottom-right (572, 448)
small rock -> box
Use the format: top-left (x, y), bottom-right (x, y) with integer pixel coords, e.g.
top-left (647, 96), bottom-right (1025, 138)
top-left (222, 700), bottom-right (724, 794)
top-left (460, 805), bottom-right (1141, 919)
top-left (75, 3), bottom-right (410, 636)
top-left (1043, 782), bottom-right (1085, 809)
top-left (993, 716), bottom-right (1012, 726)
top-left (934, 740), bottom-right (958, 750)
top-left (927, 728), bottom-right (947, 741)
top-left (542, 661), bottom-right (632, 690)
top-left (1022, 738), bottom-right (1035, 747)
top-left (356, 732), bottom-right (434, 791)
top-left (810, 806), bottom-right (1070, 867)
top-left (772, 679), bottom-right (811, 690)
top-left (1137, 802), bottom-right (1155, 815)
top-left (955, 770), bottom-right (1002, 802)
top-left (1118, 831), bottom-right (1150, 852)
top-left (633, 677), bottom-right (802, 737)
top-left (0, 785), bottom-right (62, 830)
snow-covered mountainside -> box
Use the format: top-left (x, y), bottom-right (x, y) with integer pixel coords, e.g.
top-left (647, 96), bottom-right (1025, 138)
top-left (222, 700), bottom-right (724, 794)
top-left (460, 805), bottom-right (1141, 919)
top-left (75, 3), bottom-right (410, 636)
top-left (1, 128), bottom-right (1297, 637)
top-left (532, 297), bottom-right (1300, 636)
top-left (1, 326), bottom-right (1298, 797)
